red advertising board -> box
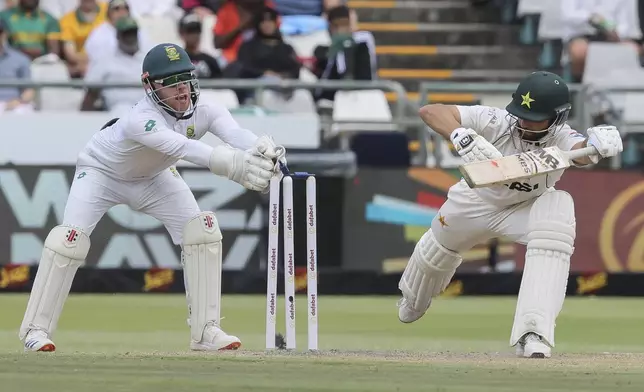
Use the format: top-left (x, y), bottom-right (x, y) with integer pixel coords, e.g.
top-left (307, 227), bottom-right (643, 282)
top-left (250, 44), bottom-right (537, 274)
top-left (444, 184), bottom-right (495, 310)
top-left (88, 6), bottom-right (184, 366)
top-left (515, 169), bottom-right (644, 272)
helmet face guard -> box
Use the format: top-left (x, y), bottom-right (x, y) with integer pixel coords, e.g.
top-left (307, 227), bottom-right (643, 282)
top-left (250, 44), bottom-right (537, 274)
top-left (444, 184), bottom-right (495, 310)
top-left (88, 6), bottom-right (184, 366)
top-left (142, 70), bottom-right (200, 117)
top-left (507, 103), bottom-right (571, 143)
top-left (505, 71), bottom-right (572, 143)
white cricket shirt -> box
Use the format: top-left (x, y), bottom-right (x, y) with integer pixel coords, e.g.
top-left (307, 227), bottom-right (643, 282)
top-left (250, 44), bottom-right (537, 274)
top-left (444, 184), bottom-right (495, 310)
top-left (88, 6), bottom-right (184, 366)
top-left (453, 105), bottom-right (586, 207)
top-left (561, 0), bottom-right (642, 43)
top-left (77, 96), bottom-right (258, 180)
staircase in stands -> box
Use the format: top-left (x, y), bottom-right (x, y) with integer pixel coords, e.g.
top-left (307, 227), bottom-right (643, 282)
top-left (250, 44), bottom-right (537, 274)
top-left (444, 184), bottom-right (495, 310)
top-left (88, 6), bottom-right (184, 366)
top-left (349, 0), bottom-right (542, 107)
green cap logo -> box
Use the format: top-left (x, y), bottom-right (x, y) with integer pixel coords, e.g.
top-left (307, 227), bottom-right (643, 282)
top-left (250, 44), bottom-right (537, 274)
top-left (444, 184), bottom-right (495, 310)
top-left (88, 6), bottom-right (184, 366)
top-left (521, 92), bottom-right (535, 109)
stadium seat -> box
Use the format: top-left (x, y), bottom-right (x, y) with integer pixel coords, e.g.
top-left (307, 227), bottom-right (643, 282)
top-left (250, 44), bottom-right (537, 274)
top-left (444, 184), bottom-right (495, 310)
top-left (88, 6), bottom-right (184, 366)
top-left (536, 0), bottom-right (563, 69)
top-left (283, 30), bottom-right (331, 58)
top-left (199, 89), bottom-right (240, 109)
top-left (622, 92), bottom-right (644, 133)
top-left (137, 15), bottom-right (182, 46)
top-left (31, 62), bottom-right (84, 111)
top-left (583, 43), bottom-right (642, 86)
top-left (517, 0), bottom-right (547, 45)
top-left (517, 0), bottom-right (545, 16)
top-left (259, 89), bottom-right (316, 113)
top-left (330, 90), bottom-right (398, 149)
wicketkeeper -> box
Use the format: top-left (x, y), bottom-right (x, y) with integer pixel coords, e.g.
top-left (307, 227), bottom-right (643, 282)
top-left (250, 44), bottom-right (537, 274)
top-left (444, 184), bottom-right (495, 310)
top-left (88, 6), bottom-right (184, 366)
top-left (20, 43), bottom-right (287, 353)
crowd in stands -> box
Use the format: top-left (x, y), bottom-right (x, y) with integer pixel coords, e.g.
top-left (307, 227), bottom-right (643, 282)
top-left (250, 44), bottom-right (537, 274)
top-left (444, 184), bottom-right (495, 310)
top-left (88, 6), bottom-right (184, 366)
top-left (499, 0), bottom-right (644, 167)
top-left (0, 0), bottom-right (377, 114)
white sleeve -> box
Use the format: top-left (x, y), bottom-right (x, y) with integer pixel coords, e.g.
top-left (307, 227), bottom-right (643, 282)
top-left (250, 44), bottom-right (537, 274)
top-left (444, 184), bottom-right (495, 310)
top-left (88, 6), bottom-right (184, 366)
top-left (551, 126), bottom-right (587, 151)
top-left (127, 115), bottom-right (214, 167)
top-left (83, 30), bottom-right (102, 64)
top-left (206, 103), bottom-right (258, 151)
top-left (455, 105), bottom-right (502, 141)
top-left (84, 58), bottom-right (106, 83)
top-left (561, 0), bottom-right (592, 30)
top-left (616, 0), bottom-right (642, 39)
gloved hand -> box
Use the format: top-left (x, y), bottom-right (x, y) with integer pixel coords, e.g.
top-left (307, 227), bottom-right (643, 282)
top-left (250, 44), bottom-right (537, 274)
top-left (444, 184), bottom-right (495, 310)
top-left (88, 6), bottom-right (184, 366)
top-left (450, 127), bottom-right (502, 163)
top-left (586, 125), bottom-right (623, 163)
top-left (208, 145), bottom-right (274, 192)
top-left (229, 149), bottom-right (274, 192)
top-left (249, 135), bottom-right (287, 175)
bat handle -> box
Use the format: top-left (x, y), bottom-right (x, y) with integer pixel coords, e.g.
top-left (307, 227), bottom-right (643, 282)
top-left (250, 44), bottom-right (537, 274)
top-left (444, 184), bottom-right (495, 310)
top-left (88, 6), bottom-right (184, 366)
top-left (564, 146), bottom-right (599, 161)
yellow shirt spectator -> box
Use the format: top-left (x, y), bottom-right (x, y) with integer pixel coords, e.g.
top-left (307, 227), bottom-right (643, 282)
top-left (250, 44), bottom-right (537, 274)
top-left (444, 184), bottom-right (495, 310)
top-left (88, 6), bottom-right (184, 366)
top-left (60, 1), bottom-right (107, 54)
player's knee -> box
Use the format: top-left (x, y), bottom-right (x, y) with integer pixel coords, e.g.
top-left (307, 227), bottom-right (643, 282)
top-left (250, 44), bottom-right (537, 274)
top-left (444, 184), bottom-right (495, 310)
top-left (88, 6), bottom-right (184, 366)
top-left (527, 191), bottom-right (575, 254)
top-left (416, 229), bottom-right (461, 268)
top-left (182, 211), bottom-right (222, 246)
top-left (44, 225), bottom-right (91, 262)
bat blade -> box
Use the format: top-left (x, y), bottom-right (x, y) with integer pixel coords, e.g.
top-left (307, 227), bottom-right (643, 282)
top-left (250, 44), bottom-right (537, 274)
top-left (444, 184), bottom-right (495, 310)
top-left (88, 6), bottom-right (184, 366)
top-left (459, 146), bottom-right (572, 188)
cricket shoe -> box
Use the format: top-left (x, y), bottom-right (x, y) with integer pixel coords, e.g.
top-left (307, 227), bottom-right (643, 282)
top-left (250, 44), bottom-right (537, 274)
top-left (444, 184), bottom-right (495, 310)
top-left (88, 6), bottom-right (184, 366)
top-left (515, 333), bottom-right (552, 358)
top-left (23, 329), bottom-right (56, 352)
top-left (397, 297), bottom-right (430, 323)
top-left (190, 322), bottom-right (241, 351)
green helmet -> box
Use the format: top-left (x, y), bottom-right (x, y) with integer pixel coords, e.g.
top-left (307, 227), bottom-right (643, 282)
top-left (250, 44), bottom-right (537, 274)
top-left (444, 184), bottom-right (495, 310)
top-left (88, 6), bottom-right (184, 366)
top-left (141, 43), bottom-right (199, 117)
top-left (506, 71), bottom-right (571, 141)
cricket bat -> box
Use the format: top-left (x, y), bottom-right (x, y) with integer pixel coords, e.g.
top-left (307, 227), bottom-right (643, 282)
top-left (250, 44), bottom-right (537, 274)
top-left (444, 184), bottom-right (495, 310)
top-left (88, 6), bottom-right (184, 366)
top-left (459, 146), bottom-right (598, 188)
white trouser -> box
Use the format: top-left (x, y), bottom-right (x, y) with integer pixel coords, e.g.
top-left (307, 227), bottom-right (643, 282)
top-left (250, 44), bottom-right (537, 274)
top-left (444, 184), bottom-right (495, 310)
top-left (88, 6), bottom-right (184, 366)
top-left (431, 182), bottom-right (551, 252)
top-left (64, 166), bottom-right (201, 244)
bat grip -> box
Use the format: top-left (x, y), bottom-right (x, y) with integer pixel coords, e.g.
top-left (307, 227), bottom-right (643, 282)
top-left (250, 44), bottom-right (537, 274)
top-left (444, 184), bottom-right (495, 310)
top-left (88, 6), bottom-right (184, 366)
top-left (565, 146), bottom-right (599, 161)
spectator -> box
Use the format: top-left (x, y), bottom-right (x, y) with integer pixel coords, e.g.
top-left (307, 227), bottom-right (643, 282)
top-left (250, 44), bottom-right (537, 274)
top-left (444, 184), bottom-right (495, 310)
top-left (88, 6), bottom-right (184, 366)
top-left (236, 6), bottom-right (300, 80)
top-left (0, 1), bottom-right (17, 10)
top-left (60, 0), bottom-right (108, 78)
top-left (84, 0), bottom-right (153, 64)
top-left (0, 19), bottom-right (34, 114)
top-left (323, 0), bottom-right (357, 29)
top-left (222, 6), bottom-right (298, 103)
top-left (214, 0), bottom-right (276, 64)
top-left (313, 5), bottom-right (376, 101)
top-left (81, 16), bottom-right (144, 114)
top-left (180, 0), bottom-right (220, 19)
top-left (127, 0), bottom-right (180, 18)
top-left (562, 0), bottom-right (642, 82)
top-left (0, 0), bottom-right (61, 60)
top-left (179, 12), bottom-right (222, 79)
top-left (274, 0), bottom-right (358, 36)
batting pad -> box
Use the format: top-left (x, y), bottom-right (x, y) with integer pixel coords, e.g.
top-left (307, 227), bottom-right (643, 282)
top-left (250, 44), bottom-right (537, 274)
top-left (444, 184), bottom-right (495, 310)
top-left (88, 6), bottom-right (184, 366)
top-left (399, 229), bottom-right (462, 312)
top-left (510, 191), bottom-right (575, 347)
top-left (182, 212), bottom-right (223, 343)
top-left (19, 225), bottom-right (89, 340)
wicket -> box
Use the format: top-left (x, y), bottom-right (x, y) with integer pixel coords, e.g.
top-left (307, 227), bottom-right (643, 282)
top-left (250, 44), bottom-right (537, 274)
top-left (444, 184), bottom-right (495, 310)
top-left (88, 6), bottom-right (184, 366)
top-left (265, 172), bottom-right (318, 351)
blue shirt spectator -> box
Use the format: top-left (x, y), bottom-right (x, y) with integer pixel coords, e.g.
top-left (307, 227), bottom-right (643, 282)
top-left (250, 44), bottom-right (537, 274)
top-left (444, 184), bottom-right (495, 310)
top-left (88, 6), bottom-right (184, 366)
top-left (274, 0), bottom-right (322, 16)
top-left (0, 19), bottom-right (35, 114)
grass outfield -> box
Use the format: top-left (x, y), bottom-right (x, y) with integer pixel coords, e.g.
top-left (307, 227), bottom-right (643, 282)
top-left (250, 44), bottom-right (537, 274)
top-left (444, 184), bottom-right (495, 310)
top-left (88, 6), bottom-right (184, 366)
top-left (1, 295), bottom-right (643, 391)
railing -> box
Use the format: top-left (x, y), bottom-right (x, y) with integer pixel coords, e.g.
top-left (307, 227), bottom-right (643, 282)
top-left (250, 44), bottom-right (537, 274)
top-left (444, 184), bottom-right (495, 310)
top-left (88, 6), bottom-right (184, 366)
top-left (0, 78), bottom-right (411, 119)
top-left (3, 78), bottom-right (641, 168)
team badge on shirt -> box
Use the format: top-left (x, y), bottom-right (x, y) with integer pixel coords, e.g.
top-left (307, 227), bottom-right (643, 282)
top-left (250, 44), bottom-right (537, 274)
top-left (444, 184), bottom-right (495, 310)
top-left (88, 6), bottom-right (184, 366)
top-left (186, 125), bottom-right (195, 139)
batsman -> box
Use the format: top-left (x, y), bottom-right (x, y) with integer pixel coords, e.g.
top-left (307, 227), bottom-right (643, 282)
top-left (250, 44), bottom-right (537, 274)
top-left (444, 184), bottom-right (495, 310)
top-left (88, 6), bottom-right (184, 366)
top-left (397, 71), bottom-right (623, 358)
top-left (20, 43), bottom-right (287, 352)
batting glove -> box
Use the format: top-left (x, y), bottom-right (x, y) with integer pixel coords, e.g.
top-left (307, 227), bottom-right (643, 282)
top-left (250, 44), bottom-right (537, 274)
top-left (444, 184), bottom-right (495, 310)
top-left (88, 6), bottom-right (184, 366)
top-left (450, 127), bottom-right (502, 163)
top-left (586, 125), bottom-right (623, 163)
